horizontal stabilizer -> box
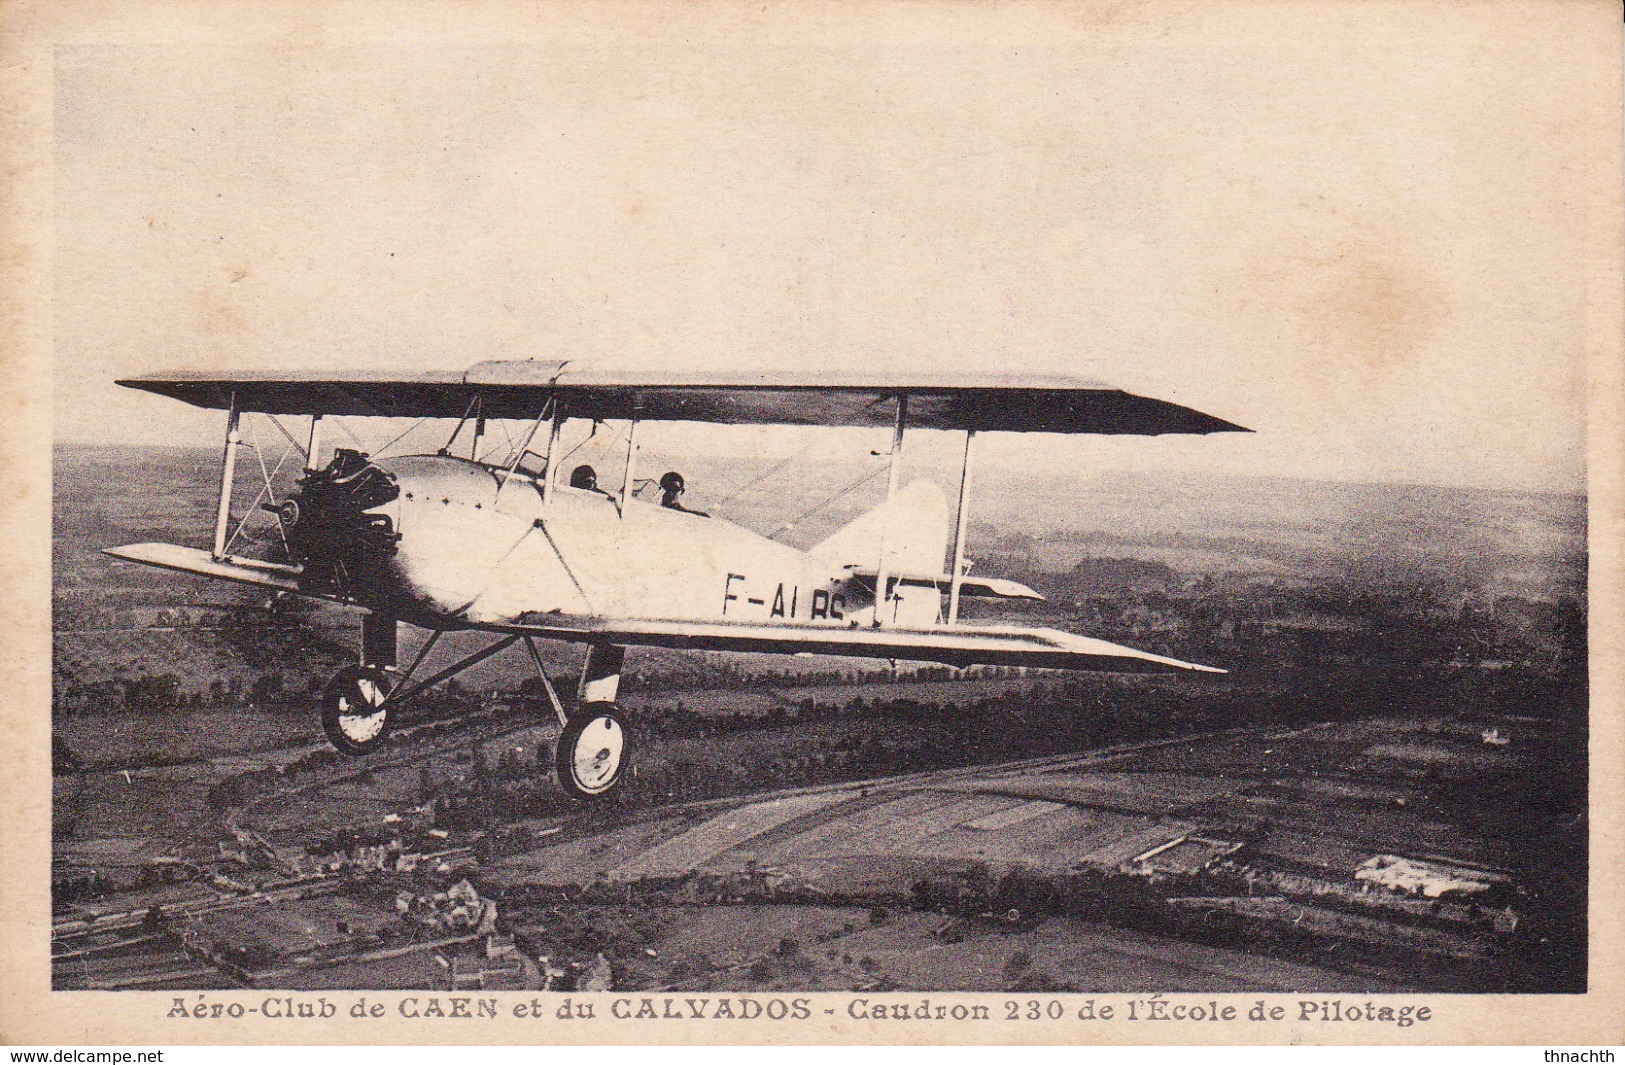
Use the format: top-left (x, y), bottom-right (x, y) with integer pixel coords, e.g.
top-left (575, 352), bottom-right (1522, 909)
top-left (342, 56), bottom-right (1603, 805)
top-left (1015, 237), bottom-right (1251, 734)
top-left (104, 543), bottom-right (302, 594)
top-left (846, 569), bottom-right (1044, 601)
top-left (503, 615), bottom-right (1224, 674)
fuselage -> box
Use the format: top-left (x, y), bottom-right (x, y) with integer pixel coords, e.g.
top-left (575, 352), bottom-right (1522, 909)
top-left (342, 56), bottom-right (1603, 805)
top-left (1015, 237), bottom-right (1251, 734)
top-left (357, 455), bottom-right (936, 631)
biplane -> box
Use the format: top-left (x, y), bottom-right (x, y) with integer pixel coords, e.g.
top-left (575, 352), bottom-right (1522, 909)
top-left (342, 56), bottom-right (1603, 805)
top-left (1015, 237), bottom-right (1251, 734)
top-left (107, 362), bottom-right (1247, 800)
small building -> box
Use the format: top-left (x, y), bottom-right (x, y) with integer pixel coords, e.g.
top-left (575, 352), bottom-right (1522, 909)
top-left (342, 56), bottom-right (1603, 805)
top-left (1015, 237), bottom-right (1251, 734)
top-left (1354, 855), bottom-right (1493, 899)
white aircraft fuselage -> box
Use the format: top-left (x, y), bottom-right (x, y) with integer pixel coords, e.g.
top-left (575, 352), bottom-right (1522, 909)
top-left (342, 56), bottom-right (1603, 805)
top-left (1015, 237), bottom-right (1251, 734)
top-left (362, 455), bottom-right (939, 632)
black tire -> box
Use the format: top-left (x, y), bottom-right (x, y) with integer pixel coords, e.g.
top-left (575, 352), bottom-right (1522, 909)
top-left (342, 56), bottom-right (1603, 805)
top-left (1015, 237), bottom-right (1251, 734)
top-left (554, 703), bottom-right (630, 801)
top-left (320, 664), bottom-right (394, 756)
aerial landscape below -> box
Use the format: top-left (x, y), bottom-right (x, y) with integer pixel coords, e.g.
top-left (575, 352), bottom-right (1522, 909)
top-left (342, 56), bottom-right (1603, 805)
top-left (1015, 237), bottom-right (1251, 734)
top-left (52, 443), bottom-right (1587, 995)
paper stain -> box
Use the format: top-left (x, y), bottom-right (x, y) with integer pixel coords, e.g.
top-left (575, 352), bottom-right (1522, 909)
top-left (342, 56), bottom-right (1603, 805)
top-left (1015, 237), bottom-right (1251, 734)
top-left (1064, 0), bottom-right (1158, 30)
top-left (1220, 240), bottom-right (1450, 377)
top-left (196, 266), bottom-right (252, 337)
top-left (1299, 250), bottom-right (1447, 373)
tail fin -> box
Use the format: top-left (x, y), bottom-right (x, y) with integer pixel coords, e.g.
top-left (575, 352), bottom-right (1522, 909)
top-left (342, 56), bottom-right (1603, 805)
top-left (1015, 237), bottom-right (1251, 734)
top-left (808, 479), bottom-right (948, 577)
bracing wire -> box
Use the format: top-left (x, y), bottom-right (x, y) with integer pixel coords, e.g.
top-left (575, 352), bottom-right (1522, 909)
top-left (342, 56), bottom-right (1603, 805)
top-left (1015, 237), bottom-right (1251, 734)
top-left (713, 434), bottom-right (826, 509)
top-left (263, 414), bottom-right (310, 466)
top-left (224, 415), bottom-right (295, 557)
top-left (486, 419), bottom-right (519, 465)
top-left (558, 420), bottom-right (602, 466)
top-left (329, 416), bottom-right (368, 450)
top-left (373, 417), bottom-right (430, 461)
top-left (253, 419), bottom-right (295, 560)
top-left (767, 462), bottom-right (890, 542)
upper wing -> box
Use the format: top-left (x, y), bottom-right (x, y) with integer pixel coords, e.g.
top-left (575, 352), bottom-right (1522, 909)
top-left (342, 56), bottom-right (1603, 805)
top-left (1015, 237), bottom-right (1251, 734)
top-left (501, 615), bottom-right (1225, 674)
top-left (118, 360), bottom-right (1248, 436)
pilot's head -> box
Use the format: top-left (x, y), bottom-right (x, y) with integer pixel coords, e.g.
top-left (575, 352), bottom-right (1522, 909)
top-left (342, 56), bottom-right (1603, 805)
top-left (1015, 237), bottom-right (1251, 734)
top-left (570, 465), bottom-right (598, 491)
top-left (659, 471), bottom-right (685, 502)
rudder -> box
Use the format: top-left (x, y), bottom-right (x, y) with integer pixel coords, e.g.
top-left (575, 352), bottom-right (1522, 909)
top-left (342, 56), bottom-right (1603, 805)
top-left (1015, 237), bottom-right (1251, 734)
top-left (807, 479), bottom-right (949, 578)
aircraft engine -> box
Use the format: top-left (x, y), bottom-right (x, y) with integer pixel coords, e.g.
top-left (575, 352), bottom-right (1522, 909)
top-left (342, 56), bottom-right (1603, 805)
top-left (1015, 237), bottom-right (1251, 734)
top-left (279, 448), bottom-right (402, 602)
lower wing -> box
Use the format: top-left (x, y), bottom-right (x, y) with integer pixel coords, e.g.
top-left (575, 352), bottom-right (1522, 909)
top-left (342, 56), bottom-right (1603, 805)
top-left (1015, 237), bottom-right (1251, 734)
top-left (103, 542), bottom-right (1223, 673)
top-left (105, 543), bottom-right (304, 593)
top-left (502, 615), bottom-right (1225, 674)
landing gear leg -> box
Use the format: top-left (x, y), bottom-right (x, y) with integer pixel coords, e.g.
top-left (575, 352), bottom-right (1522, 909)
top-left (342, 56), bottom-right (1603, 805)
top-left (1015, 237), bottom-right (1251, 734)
top-left (529, 641), bottom-right (631, 802)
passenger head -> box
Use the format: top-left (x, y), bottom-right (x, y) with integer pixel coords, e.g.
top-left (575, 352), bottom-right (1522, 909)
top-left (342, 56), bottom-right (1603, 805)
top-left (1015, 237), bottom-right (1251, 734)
top-left (570, 464), bottom-right (598, 491)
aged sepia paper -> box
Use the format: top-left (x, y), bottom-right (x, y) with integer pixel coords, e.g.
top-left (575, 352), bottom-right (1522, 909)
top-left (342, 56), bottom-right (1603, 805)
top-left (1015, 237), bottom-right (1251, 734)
top-left (2, 0), bottom-right (1621, 1047)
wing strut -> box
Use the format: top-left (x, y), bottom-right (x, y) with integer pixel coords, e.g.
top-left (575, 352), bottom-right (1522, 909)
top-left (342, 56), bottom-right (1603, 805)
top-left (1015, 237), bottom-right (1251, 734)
top-left (495, 395), bottom-right (555, 505)
top-left (948, 428), bottom-right (977, 625)
top-left (305, 414), bottom-right (324, 473)
top-left (211, 393), bottom-right (241, 561)
top-left (438, 397), bottom-right (479, 458)
top-left (871, 393), bottom-right (908, 627)
top-left (541, 399), bottom-right (563, 510)
top-left (618, 409), bottom-right (640, 517)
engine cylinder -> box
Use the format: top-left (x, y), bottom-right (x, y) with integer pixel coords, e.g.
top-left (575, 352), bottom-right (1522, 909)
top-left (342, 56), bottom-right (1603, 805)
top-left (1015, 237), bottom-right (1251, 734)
top-left (282, 448), bottom-right (401, 603)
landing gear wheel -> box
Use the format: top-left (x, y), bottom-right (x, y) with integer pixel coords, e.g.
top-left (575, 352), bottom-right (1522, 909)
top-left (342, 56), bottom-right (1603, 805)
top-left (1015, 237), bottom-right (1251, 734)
top-left (555, 703), bottom-right (629, 801)
top-left (321, 664), bottom-right (394, 756)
